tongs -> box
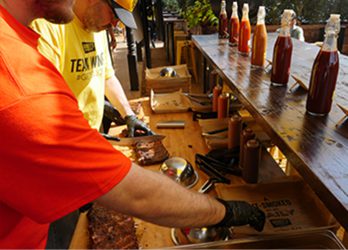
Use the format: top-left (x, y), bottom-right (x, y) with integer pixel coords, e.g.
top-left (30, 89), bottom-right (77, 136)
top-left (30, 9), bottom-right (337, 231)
top-left (195, 154), bottom-right (241, 176)
top-left (195, 155), bottom-right (231, 193)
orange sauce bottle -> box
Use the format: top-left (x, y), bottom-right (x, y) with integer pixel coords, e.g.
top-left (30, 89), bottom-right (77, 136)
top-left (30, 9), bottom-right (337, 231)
top-left (251, 6), bottom-right (267, 68)
top-left (229, 2), bottom-right (239, 46)
top-left (238, 3), bottom-right (251, 55)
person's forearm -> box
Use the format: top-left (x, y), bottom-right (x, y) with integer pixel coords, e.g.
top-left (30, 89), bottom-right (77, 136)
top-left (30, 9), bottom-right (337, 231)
top-left (96, 164), bottom-right (225, 228)
top-left (105, 75), bottom-right (134, 118)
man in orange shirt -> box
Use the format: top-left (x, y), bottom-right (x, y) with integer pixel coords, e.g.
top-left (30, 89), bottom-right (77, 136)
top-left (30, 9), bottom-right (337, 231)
top-left (0, 0), bottom-right (265, 248)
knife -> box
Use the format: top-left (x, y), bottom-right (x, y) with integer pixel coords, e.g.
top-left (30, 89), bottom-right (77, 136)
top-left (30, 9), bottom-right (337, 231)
top-left (202, 127), bottom-right (228, 136)
top-left (107, 134), bottom-right (165, 146)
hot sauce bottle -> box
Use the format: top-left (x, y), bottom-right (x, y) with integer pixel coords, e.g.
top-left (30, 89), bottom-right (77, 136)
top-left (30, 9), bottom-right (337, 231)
top-left (212, 84), bottom-right (222, 112)
top-left (270, 9), bottom-right (294, 86)
top-left (242, 139), bottom-right (261, 183)
top-left (228, 114), bottom-right (242, 149)
top-left (239, 128), bottom-right (255, 168)
top-left (217, 93), bottom-right (230, 119)
top-left (306, 14), bottom-right (340, 116)
top-left (251, 6), bottom-right (267, 68)
top-left (238, 3), bottom-right (251, 55)
top-left (218, 0), bottom-right (228, 39)
top-left (229, 2), bottom-right (239, 46)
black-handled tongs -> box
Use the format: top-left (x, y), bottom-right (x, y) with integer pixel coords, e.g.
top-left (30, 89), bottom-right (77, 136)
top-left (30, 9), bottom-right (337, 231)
top-left (195, 155), bottom-right (231, 193)
top-left (195, 153), bottom-right (241, 176)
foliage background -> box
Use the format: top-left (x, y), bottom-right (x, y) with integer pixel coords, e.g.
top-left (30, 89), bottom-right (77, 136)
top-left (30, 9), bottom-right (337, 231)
top-left (162, 0), bottom-right (348, 24)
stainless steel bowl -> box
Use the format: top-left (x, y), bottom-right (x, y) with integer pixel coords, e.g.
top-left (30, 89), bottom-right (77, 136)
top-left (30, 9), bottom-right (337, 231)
top-left (171, 227), bottom-right (231, 245)
top-left (160, 157), bottom-right (199, 188)
top-left (159, 67), bottom-right (177, 77)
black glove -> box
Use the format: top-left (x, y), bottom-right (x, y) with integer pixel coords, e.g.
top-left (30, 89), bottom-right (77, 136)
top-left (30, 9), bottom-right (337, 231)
top-left (103, 100), bottom-right (126, 125)
top-left (214, 199), bottom-right (266, 232)
top-left (125, 115), bottom-right (154, 137)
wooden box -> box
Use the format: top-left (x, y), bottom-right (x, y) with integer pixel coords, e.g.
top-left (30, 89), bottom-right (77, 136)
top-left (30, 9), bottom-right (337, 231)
top-left (145, 64), bottom-right (191, 95)
top-left (215, 177), bottom-right (338, 236)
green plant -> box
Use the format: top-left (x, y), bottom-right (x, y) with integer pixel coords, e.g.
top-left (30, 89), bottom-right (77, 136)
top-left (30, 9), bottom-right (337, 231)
top-left (162, 0), bottom-right (180, 13)
top-left (183, 0), bottom-right (218, 31)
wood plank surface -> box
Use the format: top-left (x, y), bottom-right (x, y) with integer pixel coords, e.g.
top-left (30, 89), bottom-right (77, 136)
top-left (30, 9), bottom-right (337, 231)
top-left (192, 33), bottom-right (348, 230)
top-left (70, 99), bottom-right (285, 249)
top-left (136, 101), bottom-right (284, 248)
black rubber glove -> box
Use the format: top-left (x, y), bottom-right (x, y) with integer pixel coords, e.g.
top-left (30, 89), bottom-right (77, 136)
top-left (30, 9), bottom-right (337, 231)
top-left (125, 115), bottom-right (154, 137)
top-left (214, 199), bottom-right (266, 232)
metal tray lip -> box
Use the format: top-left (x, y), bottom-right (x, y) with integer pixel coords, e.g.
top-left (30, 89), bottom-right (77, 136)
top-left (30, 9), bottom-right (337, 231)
top-left (168, 229), bottom-right (345, 249)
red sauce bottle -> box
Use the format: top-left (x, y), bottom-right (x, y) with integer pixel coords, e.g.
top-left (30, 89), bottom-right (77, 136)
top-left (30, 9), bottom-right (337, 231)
top-left (242, 139), bottom-right (261, 183)
top-left (251, 6), bottom-right (267, 68)
top-left (228, 115), bottom-right (242, 149)
top-left (306, 14), bottom-right (340, 116)
top-left (229, 2), bottom-right (239, 46)
top-left (238, 3), bottom-right (251, 55)
top-left (218, 0), bottom-right (228, 39)
top-left (239, 128), bottom-right (255, 168)
top-left (271, 10), bottom-right (294, 86)
top-left (212, 85), bottom-right (222, 112)
top-left (217, 93), bottom-right (230, 119)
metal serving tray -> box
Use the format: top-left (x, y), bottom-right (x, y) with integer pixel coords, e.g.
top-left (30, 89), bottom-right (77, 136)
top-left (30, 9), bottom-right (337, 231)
top-left (169, 230), bottom-right (345, 249)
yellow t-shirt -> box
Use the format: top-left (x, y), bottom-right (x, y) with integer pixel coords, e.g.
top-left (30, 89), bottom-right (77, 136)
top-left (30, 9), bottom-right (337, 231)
top-left (31, 17), bottom-right (114, 129)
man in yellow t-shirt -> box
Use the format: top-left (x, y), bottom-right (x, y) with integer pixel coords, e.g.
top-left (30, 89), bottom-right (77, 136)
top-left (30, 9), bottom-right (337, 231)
top-left (31, 0), bottom-right (151, 137)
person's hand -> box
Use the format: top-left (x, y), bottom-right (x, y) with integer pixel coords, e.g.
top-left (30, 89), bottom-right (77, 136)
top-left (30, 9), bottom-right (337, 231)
top-left (125, 115), bottom-right (154, 137)
top-left (215, 199), bottom-right (266, 232)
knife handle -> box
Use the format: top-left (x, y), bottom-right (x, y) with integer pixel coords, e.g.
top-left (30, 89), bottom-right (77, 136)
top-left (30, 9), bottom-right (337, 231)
top-left (100, 133), bottom-right (121, 141)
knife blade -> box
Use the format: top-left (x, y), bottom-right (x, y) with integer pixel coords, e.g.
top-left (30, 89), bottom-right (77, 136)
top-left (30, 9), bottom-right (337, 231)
top-left (108, 134), bottom-right (165, 146)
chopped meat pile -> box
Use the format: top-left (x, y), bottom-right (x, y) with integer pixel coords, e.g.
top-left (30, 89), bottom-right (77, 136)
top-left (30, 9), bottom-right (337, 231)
top-left (135, 140), bottom-right (169, 166)
top-left (87, 204), bottom-right (139, 249)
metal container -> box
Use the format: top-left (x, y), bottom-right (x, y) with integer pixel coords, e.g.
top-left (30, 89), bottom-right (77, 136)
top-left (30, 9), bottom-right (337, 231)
top-left (159, 67), bottom-right (177, 77)
top-left (160, 157), bottom-right (199, 189)
top-left (170, 230), bottom-right (345, 249)
top-left (171, 227), bottom-right (231, 245)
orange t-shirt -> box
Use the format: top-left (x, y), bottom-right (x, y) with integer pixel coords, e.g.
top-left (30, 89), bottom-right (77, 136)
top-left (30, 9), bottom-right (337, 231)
top-left (0, 6), bottom-right (131, 249)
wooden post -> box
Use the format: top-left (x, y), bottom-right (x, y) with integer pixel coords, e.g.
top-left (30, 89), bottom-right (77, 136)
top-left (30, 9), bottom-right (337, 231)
top-left (140, 0), bottom-right (152, 68)
top-left (126, 27), bottom-right (139, 91)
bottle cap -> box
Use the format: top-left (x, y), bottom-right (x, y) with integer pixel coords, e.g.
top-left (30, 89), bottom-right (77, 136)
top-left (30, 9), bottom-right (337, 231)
top-left (221, 0), bottom-right (226, 8)
top-left (233, 1), bottom-right (238, 9)
top-left (326, 14), bottom-right (341, 35)
top-left (232, 1), bottom-right (238, 15)
top-left (246, 139), bottom-right (260, 148)
top-left (243, 3), bottom-right (249, 13)
top-left (329, 14), bottom-right (340, 22)
top-left (231, 114), bottom-right (242, 122)
top-left (219, 92), bottom-right (230, 99)
top-left (281, 9), bottom-right (294, 26)
top-left (257, 6), bottom-right (266, 23)
top-left (243, 3), bottom-right (249, 17)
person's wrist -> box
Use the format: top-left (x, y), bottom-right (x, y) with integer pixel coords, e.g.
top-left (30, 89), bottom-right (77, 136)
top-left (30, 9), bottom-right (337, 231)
top-left (213, 198), bottom-right (234, 228)
top-left (125, 114), bottom-right (136, 122)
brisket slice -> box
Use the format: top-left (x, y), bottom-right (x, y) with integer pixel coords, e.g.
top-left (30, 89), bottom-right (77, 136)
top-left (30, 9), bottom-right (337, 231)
top-left (87, 204), bottom-right (139, 249)
top-left (135, 140), bottom-right (169, 166)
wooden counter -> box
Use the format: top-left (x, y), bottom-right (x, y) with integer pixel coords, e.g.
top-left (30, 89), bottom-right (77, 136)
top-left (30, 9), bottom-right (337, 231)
top-left (192, 33), bottom-right (348, 230)
top-left (131, 101), bottom-right (285, 248)
top-left (70, 99), bottom-right (285, 249)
